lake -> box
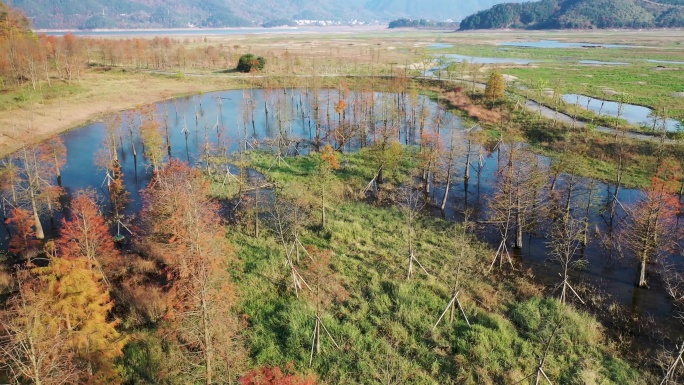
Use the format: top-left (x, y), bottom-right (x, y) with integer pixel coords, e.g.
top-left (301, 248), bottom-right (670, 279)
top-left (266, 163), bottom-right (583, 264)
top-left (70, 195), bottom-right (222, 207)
top-left (36, 25), bottom-right (381, 37)
top-left (0, 88), bottom-right (680, 342)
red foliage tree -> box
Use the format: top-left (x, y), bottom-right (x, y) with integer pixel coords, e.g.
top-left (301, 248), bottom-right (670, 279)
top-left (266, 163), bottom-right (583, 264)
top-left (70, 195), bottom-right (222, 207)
top-left (5, 208), bottom-right (40, 258)
top-left (38, 137), bottom-right (67, 184)
top-left (239, 365), bottom-right (317, 385)
top-left (621, 177), bottom-right (681, 287)
top-left (56, 192), bottom-right (119, 280)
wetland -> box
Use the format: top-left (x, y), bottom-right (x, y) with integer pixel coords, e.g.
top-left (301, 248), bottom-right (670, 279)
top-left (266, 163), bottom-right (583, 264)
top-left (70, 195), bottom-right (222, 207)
top-left (1, 26), bottom-right (684, 383)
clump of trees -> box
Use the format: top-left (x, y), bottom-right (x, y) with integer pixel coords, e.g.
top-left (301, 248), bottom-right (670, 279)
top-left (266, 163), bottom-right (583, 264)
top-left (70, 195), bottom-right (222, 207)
top-left (0, 192), bottom-right (125, 384)
top-left (388, 18), bottom-right (459, 29)
top-left (237, 54), bottom-right (266, 73)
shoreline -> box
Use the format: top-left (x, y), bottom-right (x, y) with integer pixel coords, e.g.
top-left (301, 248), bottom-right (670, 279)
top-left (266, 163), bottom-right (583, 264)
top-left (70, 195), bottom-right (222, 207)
top-left (0, 73), bottom-right (245, 159)
top-left (33, 25), bottom-right (390, 36)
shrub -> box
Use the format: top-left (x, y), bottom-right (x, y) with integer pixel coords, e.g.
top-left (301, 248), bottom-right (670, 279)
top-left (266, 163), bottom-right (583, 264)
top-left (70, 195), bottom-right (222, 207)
top-left (237, 54), bottom-right (266, 73)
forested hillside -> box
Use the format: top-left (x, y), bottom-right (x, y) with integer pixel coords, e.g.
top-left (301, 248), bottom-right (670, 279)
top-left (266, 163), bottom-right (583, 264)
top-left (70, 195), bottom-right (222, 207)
top-left (3, 0), bottom-right (521, 29)
top-left (459, 0), bottom-right (684, 29)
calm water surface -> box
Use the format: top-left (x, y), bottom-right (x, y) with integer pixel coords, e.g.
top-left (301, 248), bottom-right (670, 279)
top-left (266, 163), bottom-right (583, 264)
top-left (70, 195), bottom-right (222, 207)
top-left (0, 88), bottom-right (681, 344)
top-left (435, 53), bottom-right (537, 65)
top-left (40, 26), bottom-right (348, 37)
top-left (578, 60), bottom-right (630, 65)
top-left (562, 93), bottom-right (682, 131)
top-left (500, 40), bottom-right (638, 49)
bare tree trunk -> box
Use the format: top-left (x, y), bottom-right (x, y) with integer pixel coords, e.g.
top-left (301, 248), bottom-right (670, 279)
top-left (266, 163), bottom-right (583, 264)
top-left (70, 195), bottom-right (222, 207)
top-left (321, 191), bottom-right (326, 229)
top-left (441, 166), bottom-right (452, 211)
top-left (201, 290), bottom-right (213, 385)
top-left (23, 149), bottom-right (45, 240)
top-left (515, 192), bottom-right (523, 249)
top-left (638, 256), bottom-right (647, 288)
top-left (464, 140), bottom-right (471, 181)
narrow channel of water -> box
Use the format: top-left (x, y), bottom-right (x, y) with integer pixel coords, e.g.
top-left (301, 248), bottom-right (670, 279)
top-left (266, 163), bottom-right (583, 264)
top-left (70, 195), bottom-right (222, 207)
top-left (646, 59), bottom-right (684, 65)
top-left (562, 93), bottom-right (682, 132)
top-left (578, 60), bottom-right (630, 65)
top-left (434, 53), bottom-right (537, 65)
top-left (500, 40), bottom-right (638, 49)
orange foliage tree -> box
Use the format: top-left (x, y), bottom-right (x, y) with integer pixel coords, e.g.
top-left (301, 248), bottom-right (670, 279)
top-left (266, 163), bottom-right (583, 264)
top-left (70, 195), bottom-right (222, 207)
top-left (57, 192), bottom-right (120, 281)
top-left (44, 256), bottom-right (124, 383)
top-left (38, 137), bottom-right (67, 186)
top-left (317, 144), bottom-right (340, 229)
top-left (621, 177), bottom-right (681, 287)
top-left (5, 208), bottom-right (40, 258)
top-left (1, 203), bottom-right (124, 385)
top-left (139, 160), bottom-right (244, 384)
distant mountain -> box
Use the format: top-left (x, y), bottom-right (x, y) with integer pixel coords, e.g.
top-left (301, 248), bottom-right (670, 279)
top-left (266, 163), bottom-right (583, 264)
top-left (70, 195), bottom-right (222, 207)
top-left (459, 0), bottom-right (684, 30)
top-left (6, 0), bottom-right (251, 29)
top-left (362, 0), bottom-right (523, 21)
top-left (3, 0), bottom-right (523, 30)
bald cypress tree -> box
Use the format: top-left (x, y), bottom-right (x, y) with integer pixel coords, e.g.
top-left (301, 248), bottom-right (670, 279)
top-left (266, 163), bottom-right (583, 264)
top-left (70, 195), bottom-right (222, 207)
top-left (484, 71), bottom-right (506, 102)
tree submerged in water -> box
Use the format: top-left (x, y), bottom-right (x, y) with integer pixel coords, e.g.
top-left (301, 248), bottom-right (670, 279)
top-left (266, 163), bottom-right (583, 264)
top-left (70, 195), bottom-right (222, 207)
top-left (237, 54), bottom-right (266, 73)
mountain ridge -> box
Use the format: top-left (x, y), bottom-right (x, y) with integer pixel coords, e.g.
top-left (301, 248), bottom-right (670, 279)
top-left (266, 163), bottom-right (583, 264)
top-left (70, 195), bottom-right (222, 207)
top-left (459, 0), bottom-right (684, 30)
top-left (4, 0), bottom-right (522, 29)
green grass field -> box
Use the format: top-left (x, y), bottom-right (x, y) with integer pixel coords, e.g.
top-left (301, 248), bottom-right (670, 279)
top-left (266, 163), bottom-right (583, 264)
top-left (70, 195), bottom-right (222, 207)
top-left (206, 150), bottom-right (648, 384)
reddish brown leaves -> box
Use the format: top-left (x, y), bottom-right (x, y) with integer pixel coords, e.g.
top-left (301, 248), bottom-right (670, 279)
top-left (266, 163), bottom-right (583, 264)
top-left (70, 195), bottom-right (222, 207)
top-left (302, 246), bottom-right (349, 311)
top-left (57, 192), bottom-right (119, 268)
top-left (138, 159), bottom-right (244, 382)
top-left (5, 208), bottom-right (40, 257)
top-left (621, 177), bottom-right (681, 272)
top-left (240, 364), bottom-right (317, 385)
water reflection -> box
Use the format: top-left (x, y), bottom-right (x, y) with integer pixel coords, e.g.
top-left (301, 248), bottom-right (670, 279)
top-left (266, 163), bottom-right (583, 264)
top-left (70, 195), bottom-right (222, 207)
top-left (0, 88), bottom-right (680, 342)
top-left (562, 93), bottom-right (682, 131)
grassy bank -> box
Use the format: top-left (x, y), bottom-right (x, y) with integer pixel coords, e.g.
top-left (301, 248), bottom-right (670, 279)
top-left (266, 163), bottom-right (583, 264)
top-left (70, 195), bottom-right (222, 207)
top-left (213, 150), bottom-right (649, 384)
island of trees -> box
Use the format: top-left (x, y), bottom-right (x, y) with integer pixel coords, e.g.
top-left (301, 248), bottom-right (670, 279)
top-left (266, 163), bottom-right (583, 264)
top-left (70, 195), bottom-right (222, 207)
top-left (388, 18), bottom-right (459, 29)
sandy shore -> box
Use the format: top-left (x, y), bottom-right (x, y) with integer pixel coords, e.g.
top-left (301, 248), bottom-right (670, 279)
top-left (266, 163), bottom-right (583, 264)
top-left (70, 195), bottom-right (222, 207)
top-left (0, 72), bottom-right (241, 159)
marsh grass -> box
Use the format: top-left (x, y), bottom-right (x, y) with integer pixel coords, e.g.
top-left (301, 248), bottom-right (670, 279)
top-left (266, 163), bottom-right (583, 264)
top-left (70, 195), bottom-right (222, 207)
top-left (506, 65), bottom-right (684, 120)
top-left (220, 151), bottom-right (647, 384)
